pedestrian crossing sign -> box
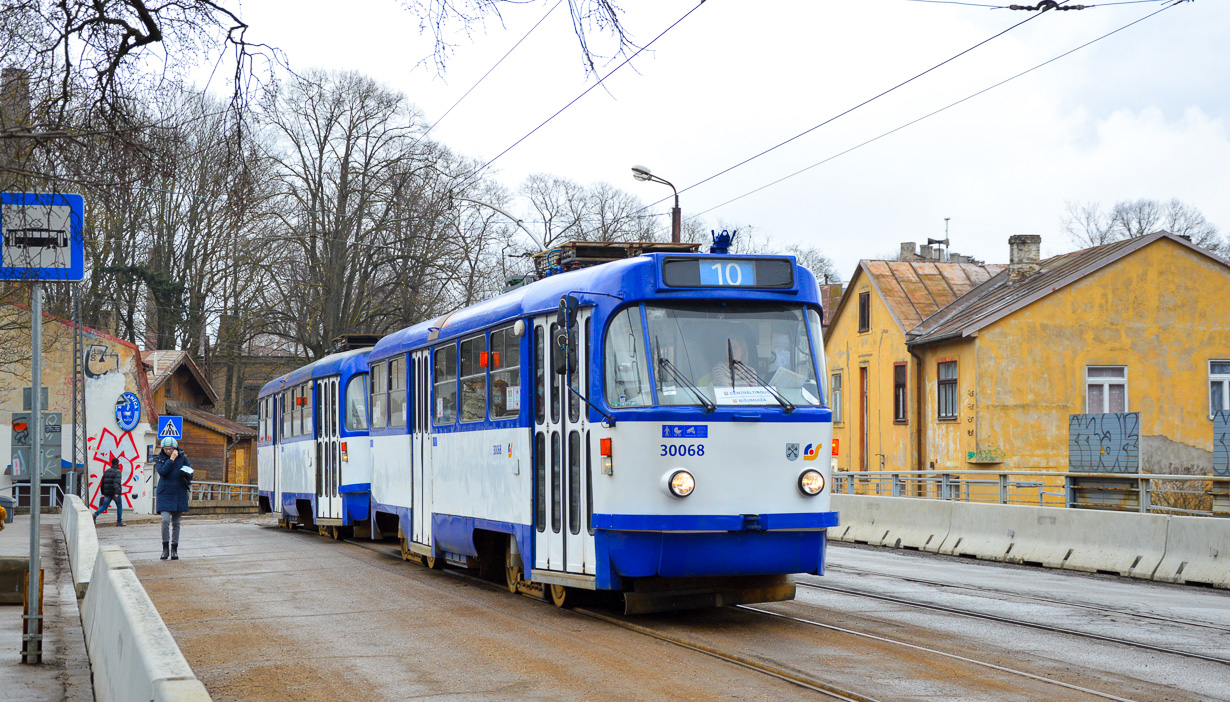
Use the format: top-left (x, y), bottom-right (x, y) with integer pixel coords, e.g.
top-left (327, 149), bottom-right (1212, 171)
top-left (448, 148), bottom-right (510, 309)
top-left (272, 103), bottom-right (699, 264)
top-left (158, 416), bottom-right (183, 440)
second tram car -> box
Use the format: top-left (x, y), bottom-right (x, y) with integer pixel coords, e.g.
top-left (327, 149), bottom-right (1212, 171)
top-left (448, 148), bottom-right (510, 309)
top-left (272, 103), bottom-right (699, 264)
top-left (259, 250), bottom-right (837, 612)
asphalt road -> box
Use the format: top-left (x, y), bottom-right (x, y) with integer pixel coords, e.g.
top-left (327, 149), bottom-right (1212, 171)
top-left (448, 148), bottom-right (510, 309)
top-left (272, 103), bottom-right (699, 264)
top-left (98, 517), bottom-right (1230, 701)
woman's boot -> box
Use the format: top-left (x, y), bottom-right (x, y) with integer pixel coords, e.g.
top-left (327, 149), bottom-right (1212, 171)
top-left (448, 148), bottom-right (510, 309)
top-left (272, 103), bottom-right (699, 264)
top-left (161, 541), bottom-right (170, 560)
top-left (170, 543), bottom-right (179, 560)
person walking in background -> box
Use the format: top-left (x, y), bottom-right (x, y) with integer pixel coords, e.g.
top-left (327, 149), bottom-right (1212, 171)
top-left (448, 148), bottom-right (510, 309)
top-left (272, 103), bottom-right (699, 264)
top-left (92, 456), bottom-right (126, 526)
top-left (154, 437), bottom-right (192, 561)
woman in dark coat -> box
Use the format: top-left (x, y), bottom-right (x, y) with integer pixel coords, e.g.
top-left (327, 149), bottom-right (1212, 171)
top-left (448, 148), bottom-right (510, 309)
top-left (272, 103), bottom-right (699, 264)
top-left (154, 437), bottom-right (192, 560)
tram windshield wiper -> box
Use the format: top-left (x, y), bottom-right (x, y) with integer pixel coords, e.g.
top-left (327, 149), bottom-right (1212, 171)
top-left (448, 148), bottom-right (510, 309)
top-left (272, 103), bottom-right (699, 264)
top-left (726, 342), bottom-right (795, 414)
top-left (655, 338), bottom-right (715, 413)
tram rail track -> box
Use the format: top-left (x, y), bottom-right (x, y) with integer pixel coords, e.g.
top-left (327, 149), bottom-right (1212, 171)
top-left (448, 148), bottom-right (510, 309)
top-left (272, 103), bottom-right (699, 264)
top-left (737, 605), bottom-right (1138, 702)
top-left (795, 580), bottom-right (1230, 666)
top-left (339, 537), bottom-right (877, 701)
top-left (824, 562), bottom-right (1230, 634)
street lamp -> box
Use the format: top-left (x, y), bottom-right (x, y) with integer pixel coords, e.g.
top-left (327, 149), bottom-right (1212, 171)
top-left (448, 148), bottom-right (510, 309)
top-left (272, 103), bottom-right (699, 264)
top-left (631, 165), bottom-right (681, 244)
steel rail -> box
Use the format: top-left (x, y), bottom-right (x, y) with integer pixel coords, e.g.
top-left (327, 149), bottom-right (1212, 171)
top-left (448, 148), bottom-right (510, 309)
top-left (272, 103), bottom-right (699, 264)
top-left (823, 563), bottom-right (1230, 634)
top-left (335, 537), bottom-right (876, 701)
top-left (739, 605), bottom-right (1138, 702)
top-left (796, 580), bottom-right (1230, 665)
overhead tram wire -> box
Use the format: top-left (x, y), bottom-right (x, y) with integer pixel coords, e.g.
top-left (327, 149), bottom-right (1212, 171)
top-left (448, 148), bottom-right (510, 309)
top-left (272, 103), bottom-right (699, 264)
top-left (904, 0), bottom-right (1171, 8)
top-left (453, 0), bottom-right (710, 192)
top-left (414, 0), bottom-right (565, 147)
top-left (635, 0), bottom-right (1068, 215)
top-left (689, 0), bottom-right (1190, 219)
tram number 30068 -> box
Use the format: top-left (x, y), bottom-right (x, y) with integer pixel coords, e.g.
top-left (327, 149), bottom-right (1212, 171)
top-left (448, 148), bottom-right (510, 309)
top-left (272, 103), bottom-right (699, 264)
top-left (660, 444), bottom-right (705, 457)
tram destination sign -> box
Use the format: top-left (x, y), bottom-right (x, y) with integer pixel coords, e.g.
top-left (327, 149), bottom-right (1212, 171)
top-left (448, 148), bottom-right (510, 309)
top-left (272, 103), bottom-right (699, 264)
top-left (661, 257), bottom-right (793, 289)
top-left (0, 192), bottom-right (85, 281)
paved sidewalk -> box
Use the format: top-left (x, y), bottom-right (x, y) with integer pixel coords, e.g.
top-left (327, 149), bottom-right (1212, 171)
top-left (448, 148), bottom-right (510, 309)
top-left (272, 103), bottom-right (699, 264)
top-left (0, 515), bottom-right (93, 701)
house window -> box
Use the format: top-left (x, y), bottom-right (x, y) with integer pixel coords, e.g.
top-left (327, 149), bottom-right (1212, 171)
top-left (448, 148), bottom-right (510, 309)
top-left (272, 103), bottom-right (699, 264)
top-left (937, 361), bottom-right (958, 420)
top-left (1086, 366), bottom-right (1127, 414)
top-left (894, 363), bottom-right (908, 423)
top-left (831, 373), bottom-right (843, 423)
top-left (1210, 361), bottom-right (1230, 416)
top-left (858, 292), bottom-right (870, 333)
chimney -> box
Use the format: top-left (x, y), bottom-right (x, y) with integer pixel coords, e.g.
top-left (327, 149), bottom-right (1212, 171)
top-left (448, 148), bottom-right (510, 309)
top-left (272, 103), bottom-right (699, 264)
top-left (1008, 235), bottom-right (1041, 280)
top-left (920, 244), bottom-right (933, 261)
top-left (899, 242), bottom-right (917, 261)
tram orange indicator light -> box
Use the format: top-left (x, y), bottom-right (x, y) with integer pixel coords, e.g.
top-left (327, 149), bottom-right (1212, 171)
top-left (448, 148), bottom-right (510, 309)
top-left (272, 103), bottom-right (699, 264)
top-left (832, 438), bottom-right (839, 456)
top-left (341, 442), bottom-right (348, 462)
top-left (600, 438), bottom-right (612, 457)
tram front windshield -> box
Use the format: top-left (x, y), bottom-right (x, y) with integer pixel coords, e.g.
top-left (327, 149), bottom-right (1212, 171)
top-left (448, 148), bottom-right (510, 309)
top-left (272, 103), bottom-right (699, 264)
top-left (643, 303), bottom-right (823, 408)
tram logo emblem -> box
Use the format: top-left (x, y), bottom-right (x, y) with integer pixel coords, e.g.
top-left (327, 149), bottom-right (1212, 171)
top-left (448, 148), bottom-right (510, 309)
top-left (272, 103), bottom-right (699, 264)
top-left (803, 443), bottom-right (822, 461)
top-left (785, 443), bottom-right (800, 461)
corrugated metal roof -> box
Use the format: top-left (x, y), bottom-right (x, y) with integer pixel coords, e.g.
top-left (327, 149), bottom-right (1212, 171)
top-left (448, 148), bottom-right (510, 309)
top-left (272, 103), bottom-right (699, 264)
top-left (167, 401), bottom-right (257, 438)
top-left (907, 231), bottom-right (1224, 344)
top-left (862, 260), bottom-right (1005, 331)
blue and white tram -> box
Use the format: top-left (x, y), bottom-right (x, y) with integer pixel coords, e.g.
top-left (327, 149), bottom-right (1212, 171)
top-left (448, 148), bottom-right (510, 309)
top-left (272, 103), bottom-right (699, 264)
top-left (257, 348), bottom-right (374, 536)
top-left (367, 252), bottom-right (838, 612)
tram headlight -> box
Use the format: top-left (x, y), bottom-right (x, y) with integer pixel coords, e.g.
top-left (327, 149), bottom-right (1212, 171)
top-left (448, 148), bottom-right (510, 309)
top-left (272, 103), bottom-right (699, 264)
top-left (798, 469), bottom-right (825, 496)
top-left (667, 470), bottom-right (695, 498)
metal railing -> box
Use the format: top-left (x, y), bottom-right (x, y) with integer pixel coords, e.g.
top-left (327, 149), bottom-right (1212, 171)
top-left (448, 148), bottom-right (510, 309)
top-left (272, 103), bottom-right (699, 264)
top-left (189, 482), bottom-right (259, 503)
top-left (832, 469), bottom-right (1230, 517)
top-left (0, 483), bottom-right (65, 510)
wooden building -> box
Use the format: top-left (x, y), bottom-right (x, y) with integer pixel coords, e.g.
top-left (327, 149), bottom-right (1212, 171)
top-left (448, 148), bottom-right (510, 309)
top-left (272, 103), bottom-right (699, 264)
top-left (144, 350), bottom-right (257, 484)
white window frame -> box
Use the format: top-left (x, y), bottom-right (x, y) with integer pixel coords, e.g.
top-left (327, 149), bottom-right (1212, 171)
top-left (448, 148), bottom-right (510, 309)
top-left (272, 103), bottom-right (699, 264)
top-left (1085, 365), bottom-right (1128, 414)
top-left (1210, 360), bottom-right (1230, 418)
top-left (831, 372), bottom-right (843, 424)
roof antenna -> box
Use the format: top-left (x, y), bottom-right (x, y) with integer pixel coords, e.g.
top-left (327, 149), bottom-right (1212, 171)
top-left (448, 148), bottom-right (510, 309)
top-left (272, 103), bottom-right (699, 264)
top-left (927, 218), bottom-right (951, 262)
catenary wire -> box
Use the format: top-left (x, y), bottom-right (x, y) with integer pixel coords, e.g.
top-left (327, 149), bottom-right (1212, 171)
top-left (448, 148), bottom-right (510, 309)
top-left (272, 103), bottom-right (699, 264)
top-left (689, 0), bottom-right (1188, 219)
top-left (636, 0), bottom-right (1068, 216)
top-left (454, 0), bottom-right (710, 191)
top-left (414, 0), bottom-right (565, 147)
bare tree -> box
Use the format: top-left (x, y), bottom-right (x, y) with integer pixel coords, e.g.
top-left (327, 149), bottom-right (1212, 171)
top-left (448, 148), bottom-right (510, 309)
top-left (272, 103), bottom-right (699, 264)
top-left (1063, 198), bottom-right (1224, 253)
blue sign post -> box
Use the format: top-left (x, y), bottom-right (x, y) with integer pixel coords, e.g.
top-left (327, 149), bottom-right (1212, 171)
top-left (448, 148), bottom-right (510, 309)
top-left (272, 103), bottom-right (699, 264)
top-left (158, 416), bottom-right (184, 443)
top-left (3, 192), bottom-right (85, 663)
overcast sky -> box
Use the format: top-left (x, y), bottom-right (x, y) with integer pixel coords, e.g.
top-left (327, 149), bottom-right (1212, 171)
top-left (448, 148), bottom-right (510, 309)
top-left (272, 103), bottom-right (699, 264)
top-left (228, 0), bottom-right (1228, 280)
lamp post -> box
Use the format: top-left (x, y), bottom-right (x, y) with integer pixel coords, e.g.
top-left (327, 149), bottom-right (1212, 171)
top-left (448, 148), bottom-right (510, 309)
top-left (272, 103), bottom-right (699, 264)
top-left (631, 165), bottom-right (681, 244)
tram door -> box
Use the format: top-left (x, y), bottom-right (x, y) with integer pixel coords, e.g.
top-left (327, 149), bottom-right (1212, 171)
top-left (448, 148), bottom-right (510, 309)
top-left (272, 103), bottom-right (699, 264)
top-left (271, 396), bottom-right (282, 514)
top-left (316, 377), bottom-right (342, 521)
top-left (411, 350), bottom-right (433, 545)
top-left (533, 310), bottom-right (595, 575)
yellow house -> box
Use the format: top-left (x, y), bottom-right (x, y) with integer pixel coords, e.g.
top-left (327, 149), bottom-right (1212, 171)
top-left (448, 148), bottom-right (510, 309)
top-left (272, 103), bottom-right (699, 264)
top-left (824, 252), bottom-right (1002, 472)
top-left (826, 231), bottom-right (1230, 492)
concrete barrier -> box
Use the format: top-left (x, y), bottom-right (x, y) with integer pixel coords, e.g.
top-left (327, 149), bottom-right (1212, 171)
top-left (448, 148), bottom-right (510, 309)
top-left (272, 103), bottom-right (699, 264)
top-left (59, 495), bottom-right (98, 598)
top-left (82, 546), bottom-right (213, 702)
top-left (936, 500), bottom-right (1016, 561)
top-left (986, 504), bottom-right (1167, 578)
top-left (831, 494), bottom-right (952, 552)
top-left (1154, 515), bottom-right (1230, 588)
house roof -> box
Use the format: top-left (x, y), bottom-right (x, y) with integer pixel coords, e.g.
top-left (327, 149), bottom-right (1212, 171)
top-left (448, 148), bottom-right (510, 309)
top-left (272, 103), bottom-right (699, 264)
top-left (166, 401), bottom-right (257, 438)
top-left (818, 284), bottom-right (843, 327)
top-left (825, 260), bottom-right (1004, 339)
top-left (142, 350), bottom-right (220, 407)
top-left (907, 231), bottom-right (1228, 345)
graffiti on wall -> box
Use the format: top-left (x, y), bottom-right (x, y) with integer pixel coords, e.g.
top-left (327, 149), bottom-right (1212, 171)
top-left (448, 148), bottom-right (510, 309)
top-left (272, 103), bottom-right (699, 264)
top-left (1215, 411), bottom-right (1229, 478)
top-left (86, 427), bottom-right (147, 510)
top-left (1068, 412), bottom-right (1140, 473)
top-left (85, 344), bottom-right (120, 378)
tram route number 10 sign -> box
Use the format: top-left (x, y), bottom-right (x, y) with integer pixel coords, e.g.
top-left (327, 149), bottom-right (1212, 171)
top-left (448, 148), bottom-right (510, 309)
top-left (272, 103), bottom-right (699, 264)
top-left (661, 257), bottom-right (793, 289)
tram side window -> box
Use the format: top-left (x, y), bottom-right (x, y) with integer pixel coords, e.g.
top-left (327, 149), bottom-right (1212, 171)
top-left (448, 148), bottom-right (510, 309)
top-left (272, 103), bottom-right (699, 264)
top-left (805, 308), bottom-right (827, 406)
top-left (434, 344), bottom-right (458, 425)
top-left (535, 327), bottom-right (545, 425)
top-left (389, 357), bottom-right (407, 428)
top-left (282, 390), bottom-right (291, 438)
top-left (603, 307), bottom-right (651, 407)
top-left (302, 383), bottom-right (314, 436)
top-left (459, 335), bottom-right (487, 423)
top-left (370, 362), bottom-right (388, 428)
top-left (490, 326), bottom-right (521, 420)
top-left (292, 386), bottom-right (301, 437)
top-left (345, 374), bottom-right (369, 431)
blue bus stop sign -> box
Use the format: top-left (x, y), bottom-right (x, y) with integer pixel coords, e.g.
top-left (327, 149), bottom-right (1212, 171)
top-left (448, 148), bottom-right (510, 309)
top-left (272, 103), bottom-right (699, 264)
top-left (0, 193), bottom-right (85, 281)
